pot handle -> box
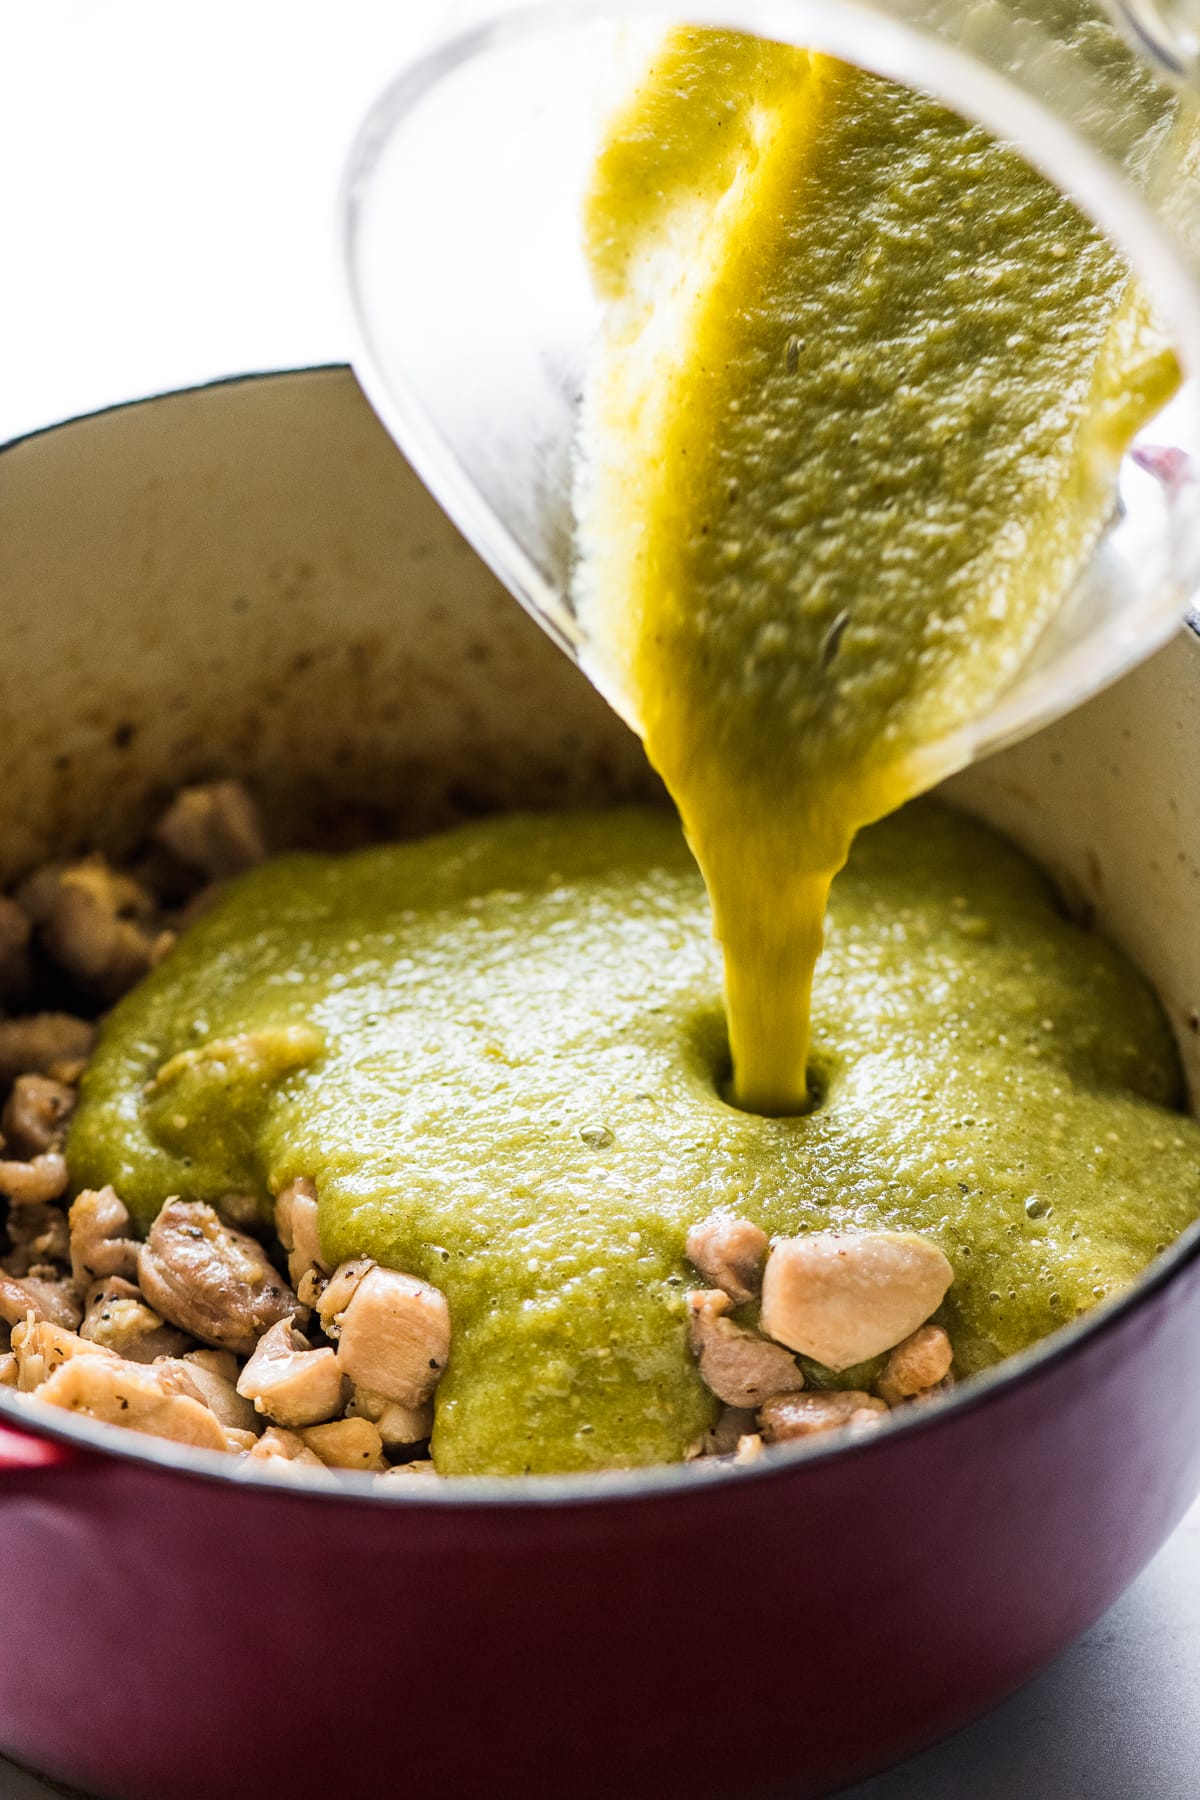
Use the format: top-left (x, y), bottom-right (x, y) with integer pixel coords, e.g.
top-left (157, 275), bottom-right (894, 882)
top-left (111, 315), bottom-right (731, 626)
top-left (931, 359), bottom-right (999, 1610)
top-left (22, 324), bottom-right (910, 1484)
top-left (0, 1420), bottom-right (74, 1471)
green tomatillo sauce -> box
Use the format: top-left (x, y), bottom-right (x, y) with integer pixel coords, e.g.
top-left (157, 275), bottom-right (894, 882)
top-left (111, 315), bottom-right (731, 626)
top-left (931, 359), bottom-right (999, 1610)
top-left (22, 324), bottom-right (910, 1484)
top-left (69, 806), bottom-right (1200, 1474)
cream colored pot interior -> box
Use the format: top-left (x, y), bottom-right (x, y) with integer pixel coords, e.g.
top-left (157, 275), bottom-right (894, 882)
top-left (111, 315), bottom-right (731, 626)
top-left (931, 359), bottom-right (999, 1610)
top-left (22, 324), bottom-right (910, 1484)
top-left (3, 366), bottom-right (1199, 1104)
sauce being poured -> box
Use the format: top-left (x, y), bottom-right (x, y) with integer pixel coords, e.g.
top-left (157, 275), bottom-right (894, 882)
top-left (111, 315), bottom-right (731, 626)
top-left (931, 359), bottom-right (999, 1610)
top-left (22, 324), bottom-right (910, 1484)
top-left (66, 13), bottom-right (1200, 1475)
top-left (575, 30), bottom-right (1178, 1114)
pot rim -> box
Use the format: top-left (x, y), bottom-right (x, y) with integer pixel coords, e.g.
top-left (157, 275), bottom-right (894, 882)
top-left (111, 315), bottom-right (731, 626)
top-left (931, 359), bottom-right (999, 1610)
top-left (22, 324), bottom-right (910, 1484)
top-left (3, 364), bottom-right (1199, 1512)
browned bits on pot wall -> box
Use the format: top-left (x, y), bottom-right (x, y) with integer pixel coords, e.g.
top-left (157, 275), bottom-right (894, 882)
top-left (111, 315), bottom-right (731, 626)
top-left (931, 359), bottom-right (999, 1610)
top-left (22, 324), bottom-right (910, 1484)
top-left (0, 898), bottom-right (32, 999)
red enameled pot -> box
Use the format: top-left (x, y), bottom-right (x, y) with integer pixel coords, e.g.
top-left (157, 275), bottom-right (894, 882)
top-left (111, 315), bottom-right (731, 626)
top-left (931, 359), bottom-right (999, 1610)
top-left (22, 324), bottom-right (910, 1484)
top-left (1, 368), bottom-right (1199, 1800)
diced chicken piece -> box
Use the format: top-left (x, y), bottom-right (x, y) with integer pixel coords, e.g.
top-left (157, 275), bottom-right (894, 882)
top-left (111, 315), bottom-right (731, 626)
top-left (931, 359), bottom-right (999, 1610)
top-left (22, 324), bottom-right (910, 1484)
top-left (137, 1199), bottom-right (296, 1357)
top-left (324, 1262), bottom-right (450, 1410)
top-left (4, 1202), bottom-right (69, 1275)
top-left (274, 1177), bottom-right (328, 1290)
top-left (299, 1416), bottom-right (387, 1472)
top-left (11, 1318), bottom-right (117, 1391)
top-left (686, 1289), bottom-right (806, 1410)
top-left (760, 1231), bottom-right (954, 1370)
top-left (297, 1269), bottom-right (327, 1309)
top-left (0, 1351), bottom-right (16, 1388)
top-left (1, 1077), bottom-right (74, 1159)
top-left (184, 1347), bottom-right (241, 1385)
top-left (29, 857), bottom-right (161, 1001)
top-left (734, 1433), bottom-right (763, 1467)
top-left (315, 1257), bottom-right (373, 1336)
top-left (0, 1267), bottom-right (80, 1331)
top-left (10, 1317), bottom-right (116, 1396)
top-left (685, 1403), bottom-right (758, 1461)
top-left (69, 1186), bottom-right (140, 1289)
top-left (155, 1356), bottom-right (260, 1433)
top-left (758, 1390), bottom-right (889, 1444)
top-left (0, 1013), bottom-right (96, 1088)
top-left (876, 1325), bottom-right (954, 1406)
top-left (0, 896), bottom-right (32, 998)
top-left (80, 1277), bottom-right (191, 1363)
top-left (247, 1426), bottom-right (326, 1468)
top-left (0, 1153), bottom-right (68, 1207)
top-left (19, 1275), bottom-right (82, 1329)
top-left (36, 1354), bottom-right (231, 1450)
top-left (154, 781), bottom-right (265, 879)
top-left (236, 1317), bottom-right (344, 1429)
top-left (346, 1386), bottom-right (433, 1449)
top-left (685, 1216), bottom-right (769, 1305)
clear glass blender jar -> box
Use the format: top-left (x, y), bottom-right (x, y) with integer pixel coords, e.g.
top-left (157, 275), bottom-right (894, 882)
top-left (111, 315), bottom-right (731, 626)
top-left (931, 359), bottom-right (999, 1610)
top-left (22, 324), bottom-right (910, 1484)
top-left (340, 0), bottom-right (1200, 773)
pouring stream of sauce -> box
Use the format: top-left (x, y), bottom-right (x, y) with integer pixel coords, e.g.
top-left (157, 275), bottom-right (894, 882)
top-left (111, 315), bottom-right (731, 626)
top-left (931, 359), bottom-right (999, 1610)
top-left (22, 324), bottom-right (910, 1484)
top-left (576, 30), bottom-right (1179, 1113)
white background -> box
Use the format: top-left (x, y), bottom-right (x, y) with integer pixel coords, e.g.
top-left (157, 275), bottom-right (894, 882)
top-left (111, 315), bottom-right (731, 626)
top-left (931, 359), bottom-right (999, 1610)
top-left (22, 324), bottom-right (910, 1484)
top-left (1, 5), bottom-right (1198, 1794)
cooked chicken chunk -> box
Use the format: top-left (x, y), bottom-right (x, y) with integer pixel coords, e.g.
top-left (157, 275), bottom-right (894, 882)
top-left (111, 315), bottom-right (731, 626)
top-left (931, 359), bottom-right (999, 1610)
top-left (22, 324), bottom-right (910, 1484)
top-left (36, 1354), bottom-right (231, 1450)
top-left (184, 1347), bottom-right (241, 1385)
top-left (315, 1257), bottom-right (372, 1333)
top-left (4, 1202), bottom-right (69, 1276)
top-left (154, 1356), bottom-right (260, 1433)
top-left (247, 1426), bottom-right (326, 1469)
top-left (758, 1390), bottom-right (889, 1444)
top-left (137, 1199), bottom-right (296, 1357)
top-left (236, 1317), bottom-right (344, 1429)
top-left (686, 1289), bottom-right (806, 1410)
top-left (274, 1177), bottom-right (327, 1290)
top-left (154, 781), bottom-right (265, 879)
top-left (79, 1277), bottom-right (191, 1363)
top-left (686, 1404), bottom-right (758, 1460)
top-left (685, 1216), bottom-right (769, 1305)
top-left (69, 1186), bottom-right (140, 1289)
top-left (299, 1416), bottom-right (387, 1472)
top-left (346, 1386), bottom-right (433, 1449)
top-left (1, 1075), bottom-right (74, 1158)
top-left (322, 1261), bottom-right (450, 1409)
top-left (0, 1267), bottom-right (80, 1331)
top-left (760, 1230), bottom-right (955, 1370)
top-left (0, 1153), bottom-right (68, 1207)
top-left (0, 1351), bottom-right (17, 1388)
top-left (876, 1324), bottom-right (954, 1406)
top-left (0, 1013), bottom-right (95, 1088)
top-left (11, 1318), bottom-right (117, 1391)
top-left (25, 858), bottom-right (162, 1001)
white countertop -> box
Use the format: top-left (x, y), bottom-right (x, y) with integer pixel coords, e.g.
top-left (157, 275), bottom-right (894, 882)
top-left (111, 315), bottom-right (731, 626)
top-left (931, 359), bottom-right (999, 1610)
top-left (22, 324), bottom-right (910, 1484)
top-left (2, 8), bottom-right (1198, 1796)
